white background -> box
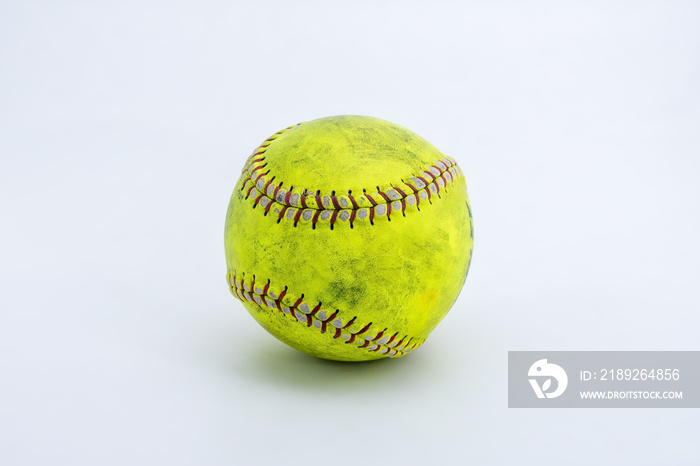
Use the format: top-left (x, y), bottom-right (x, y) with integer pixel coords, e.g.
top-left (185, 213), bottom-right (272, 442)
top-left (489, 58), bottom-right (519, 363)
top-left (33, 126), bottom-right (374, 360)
top-left (1, 1), bottom-right (699, 464)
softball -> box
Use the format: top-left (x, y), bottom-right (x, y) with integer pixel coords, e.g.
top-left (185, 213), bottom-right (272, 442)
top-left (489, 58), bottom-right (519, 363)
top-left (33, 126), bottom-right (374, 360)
top-left (224, 115), bottom-right (473, 361)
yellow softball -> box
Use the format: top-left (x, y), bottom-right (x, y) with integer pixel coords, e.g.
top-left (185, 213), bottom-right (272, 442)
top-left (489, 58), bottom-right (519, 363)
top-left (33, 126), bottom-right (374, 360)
top-left (224, 115), bottom-right (473, 361)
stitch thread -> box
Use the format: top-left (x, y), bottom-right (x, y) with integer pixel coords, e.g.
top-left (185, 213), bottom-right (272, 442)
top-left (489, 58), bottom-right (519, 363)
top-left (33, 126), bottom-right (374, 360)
top-left (227, 271), bottom-right (425, 358)
top-left (238, 125), bottom-right (464, 229)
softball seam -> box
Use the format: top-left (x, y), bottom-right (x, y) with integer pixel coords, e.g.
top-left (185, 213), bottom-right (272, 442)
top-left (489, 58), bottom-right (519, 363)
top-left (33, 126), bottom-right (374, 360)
top-left (227, 271), bottom-right (425, 358)
top-left (238, 124), bottom-right (464, 229)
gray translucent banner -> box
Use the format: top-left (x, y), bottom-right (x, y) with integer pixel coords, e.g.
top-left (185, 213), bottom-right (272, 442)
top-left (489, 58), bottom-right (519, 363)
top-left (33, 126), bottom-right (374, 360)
top-left (508, 351), bottom-right (699, 408)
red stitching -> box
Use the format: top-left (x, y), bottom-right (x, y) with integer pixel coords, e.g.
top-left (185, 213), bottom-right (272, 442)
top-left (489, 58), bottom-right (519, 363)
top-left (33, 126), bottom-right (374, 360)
top-left (292, 296), bottom-right (304, 309)
top-left (376, 190), bottom-right (390, 204)
top-left (277, 287), bottom-right (287, 301)
top-left (331, 194), bottom-right (341, 210)
top-left (241, 124), bottom-right (298, 178)
top-left (239, 147), bottom-right (462, 229)
top-left (249, 164), bottom-right (266, 176)
top-left (403, 181), bottom-right (420, 209)
top-left (376, 189), bottom-right (391, 220)
top-left (428, 168), bottom-right (442, 195)
top-left (272, 184), bottom-right (282, 202)
top-left (343, 317), bottom-right (357, 329)
top-left (293, 209), bottom-right (303, 226)
top-left (228, 273), bottom-right (424, 358)
top-left (245, 183), bottom-right (257, 200)
top-left (276, 287), bottom-right (287, 310)
top-left (418, 177), bottom-right (432, 201)
top-left (416, 175), bottom-right (431, 189)
top-left (253, 169), bottom-right (268, 185)
top-left (264, 199), bottom-right (274, 215)
top-left (263, 177), bottom-right (275, 196)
